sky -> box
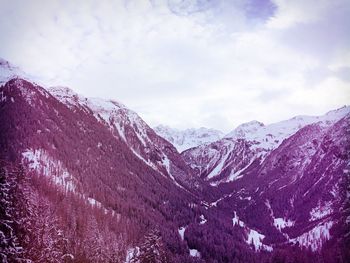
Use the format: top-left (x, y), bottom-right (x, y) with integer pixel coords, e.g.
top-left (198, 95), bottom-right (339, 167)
top-left (0, 0), bottom-right (349, 132)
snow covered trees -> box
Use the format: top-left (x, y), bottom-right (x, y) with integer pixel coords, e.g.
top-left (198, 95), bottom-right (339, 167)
top-left (0, 162), bottom-right (71, 262)
top-left (0, 163), bottom-right (23, 262)
top-left (131, 230), bottom-right (168, 263)
top-left (22, 194), bottom-right (68, 262)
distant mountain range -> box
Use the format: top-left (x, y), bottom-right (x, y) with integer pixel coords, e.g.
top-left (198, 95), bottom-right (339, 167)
top-left (154, 125), bottom-right (223, 152)
top-left (0, 58), bottom-right (349, 263)
top-left (183, 106), bottom-right (350, 184)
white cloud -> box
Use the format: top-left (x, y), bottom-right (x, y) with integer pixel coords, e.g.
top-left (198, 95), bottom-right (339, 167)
top-left (328, 50), bottom-right (350, 71)
top-left (267, 0), bottom-right (333, 29)
top-left (0, 0), bottom-right (349, 133)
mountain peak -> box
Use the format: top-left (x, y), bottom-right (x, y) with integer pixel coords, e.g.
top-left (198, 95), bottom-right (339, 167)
top-left (0, 58), bottom-right (27, 85)
top-left (154, 125), bottom-right (223, 152)
top-left (324, 105), bottom-right (349, 118)
top-left (49, 86), bottom-right (79, 97)
top-left (235, 120), bottom-right (265, 132)
top-left (225, 120), bottom-right (265, 139)
top-left (0, 57), bottom-right (12, 68)
top-left (0, 57), bottom-right (46, 88)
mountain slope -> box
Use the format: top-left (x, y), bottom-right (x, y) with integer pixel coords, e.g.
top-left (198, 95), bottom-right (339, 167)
top-left (0, 78), bottom-right (202, 261)
top-left (201, 115), bottom-right (350, 254)
top-left (179, 106), bottom-right (350, 258)
top-left (182, 106), bottom-right (350, 184)
top-left (48, 86), bottom-right (198, 190)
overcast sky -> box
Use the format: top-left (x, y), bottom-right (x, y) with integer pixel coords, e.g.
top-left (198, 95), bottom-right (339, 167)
top-left (1, 0), bottom-right (349, 132)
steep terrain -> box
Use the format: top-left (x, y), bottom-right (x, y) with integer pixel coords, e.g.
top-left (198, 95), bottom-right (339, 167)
top-left (182, 107), bottom-right (350, 185)
top-left (0, 77), bottom-right (203, 262)
top-left (48, 86), bottom-right (198, 190)
top-left (201, 117), bottom-right (350, 252)
top-left (0, 58), bottom-right (28, 85)
top-left (180, 107), bottom-right (350, 260)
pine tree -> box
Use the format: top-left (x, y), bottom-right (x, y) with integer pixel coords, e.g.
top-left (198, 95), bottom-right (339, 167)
top-left (132, 229), bottom-right (168, 263)
top-left (0, 165), bottom-right (19, 262)
top-left (22, 191), bottom-right (69, 262)
top-left (83, 216), bottom-right (105, 262)
top-left (0, 164), bottom-right (23, 262)
top-left (6, 164), bottom-right (70, 263)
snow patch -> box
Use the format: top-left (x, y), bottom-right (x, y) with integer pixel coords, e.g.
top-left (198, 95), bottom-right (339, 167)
top-left (199, 214), bottom-right (207, 225)
top-left (227, 158), bottom-right (255, 182)
top-left (207, 151), bottom-right (230, 179)
top-left (87, 197), bottom-right (101, 208)
top-left (290, 220), bottom-right (334, 251)
top-left (231, 210), bottom-right (273, 252)
top-left (22, 149), bottom-right (117, 217)
top-left (232, 211), bottom-right (245, 227)
top-left (22, 149), bottom-right (76, 192)
top-left (0, 91), bottom-right (6, 102)
top-left (273, 218), bottom-right (294, 230)
top-left (125, 247), bottom-right (139, 263)
top-left (154, 125), bottom-right (223, 152)
top-left (83, 194), bottom-right (115, 216)
top-left (178, 227), bottom-right (186, 241)
top-left (210, 192), bottom-right (234, 207)
top-left (189, 249), bottom-right (200, 258)
top-left (161, 155), bottom-right (185, 189)
top-left (247, 229), bottom-right (265, 250)
top-left (245, 229), bottom-right (273, 251)
top-left (162, 155), bottom-right (171, 175)
top-left (310, 201), bottom-right (333, 221)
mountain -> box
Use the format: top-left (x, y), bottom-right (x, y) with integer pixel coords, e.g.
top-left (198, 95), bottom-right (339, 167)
top-left (0, 77), bottom-right (201, 261)
top-left (180, 106), bottom-right (350, 259)
top-left (201, 114), bottom-right (350, 254)
top-left (182, 106), bottom-right (350, 184)
top-left (0, 58), bottom-right (36, 86)
top-left (1, 58), bottom-right (349, 262)
top-left (154, 125), bottom-right (223, 152)
top-left (48, 86), bottom-right (198, 190)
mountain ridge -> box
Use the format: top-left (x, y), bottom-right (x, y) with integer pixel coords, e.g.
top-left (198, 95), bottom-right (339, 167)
top-left (154, 125), bottom-right (224, 153)
top-left (182, 105), bottom-right (349, 184)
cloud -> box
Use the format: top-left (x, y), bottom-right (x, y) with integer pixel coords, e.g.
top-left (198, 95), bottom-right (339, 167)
top-left (0, 0), bottom-right (349, 133)
top-left (267, 0), bottom-right (333, 29)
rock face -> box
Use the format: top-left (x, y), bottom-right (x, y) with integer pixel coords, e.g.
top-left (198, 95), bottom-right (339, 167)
top-left (154, 125), bottom-right (223, 152)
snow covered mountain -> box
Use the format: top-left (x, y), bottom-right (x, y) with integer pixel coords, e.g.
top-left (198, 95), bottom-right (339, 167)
top-left (1, 57), bottom-right (349, 262)
top-left (0, 58), bottom-right (36, 86)
top-left (179, 105), bottom-right (350, 256)
top-left (182, 106), bottom-right (350, 184)
top-left (48, 86), bottom-right (198, 190)
top-left (0, 59), bottom-right (196, 191)
top-left (224, 108), bottom-right (350, 151)
top-left (154, 125), bottom-right (223, 152)
top-left (0, 77), bottom-right (202, 262)
top-left (202, 115), bottom-right (350, 253)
